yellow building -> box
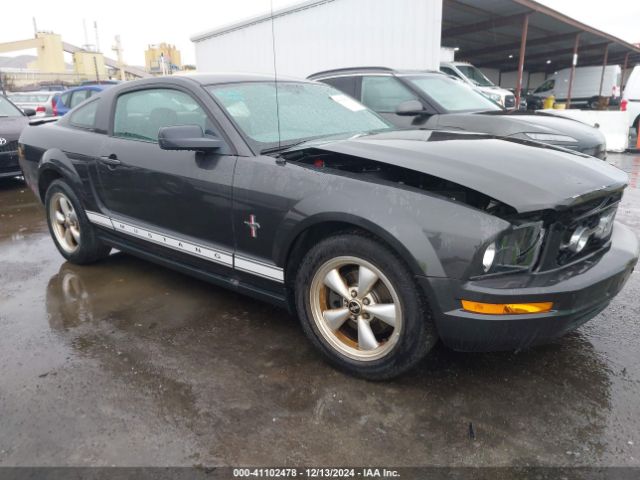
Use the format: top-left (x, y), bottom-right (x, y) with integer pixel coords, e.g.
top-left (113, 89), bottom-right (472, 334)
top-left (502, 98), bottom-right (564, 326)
top-left (21, 33), bottom-right (66, 73)
top-left (73, 51), bottom-right (108, 79)
top-left (145, 43), bottom-right (182, 74)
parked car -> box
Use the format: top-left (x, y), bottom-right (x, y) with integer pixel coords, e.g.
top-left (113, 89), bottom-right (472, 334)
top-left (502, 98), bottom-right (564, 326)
top-left (309, 67), bottom-right (607, 159)
top-left (527, 65), bottom-right (622, 110)
top-left (440, 61), bottom-right (516, 109)
top-left (8, 91), bottom-right (57, 117)
top-left (0, 94), bottom-right (34, 178)
top-left (622, 65), bottom-right (640, 133)
top-left (18, 75), bottom-right (638, 379)
top-left (53, 84), bottom-right (113, 116)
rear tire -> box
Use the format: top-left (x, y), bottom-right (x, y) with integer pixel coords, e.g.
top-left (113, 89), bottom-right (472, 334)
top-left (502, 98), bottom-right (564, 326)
top-left (45, 179), bottom-right (111, 264)
top-left (295, 233), bottom-right (438, 380)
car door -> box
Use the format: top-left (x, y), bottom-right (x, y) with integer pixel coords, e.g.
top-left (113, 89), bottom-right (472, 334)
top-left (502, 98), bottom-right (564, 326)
top-left (359, 75), bottom-right (424, 127)
top-left (94, 86), bottom-right (237, 271)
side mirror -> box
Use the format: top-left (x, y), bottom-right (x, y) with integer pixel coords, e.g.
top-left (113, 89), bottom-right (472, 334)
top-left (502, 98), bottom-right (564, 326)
top-left (158, 125), bottom-right (223, 151)
top-left (396, 100), bottom-right (428, 116)
top-left (23, 108), bottom-right (37, 117)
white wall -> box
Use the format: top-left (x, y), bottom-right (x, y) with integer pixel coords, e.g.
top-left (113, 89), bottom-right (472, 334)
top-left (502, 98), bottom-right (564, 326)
top-left (193, 0), bottom-right (443, 78)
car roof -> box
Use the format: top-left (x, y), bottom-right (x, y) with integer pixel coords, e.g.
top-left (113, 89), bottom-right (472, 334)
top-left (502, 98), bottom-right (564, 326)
top-left (61, 84), bottom-right (111, 93)
top-left (177, 72), bottom-right (311, 85)
top-left (10, 91), bottom-right (54, 96)
top-left (307, 67), bottom-right (443, 80)
top-left (98, 73), bottom-right (315, 94)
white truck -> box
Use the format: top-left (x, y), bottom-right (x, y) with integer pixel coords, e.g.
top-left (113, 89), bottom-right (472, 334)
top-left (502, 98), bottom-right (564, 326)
top-left (622, 65), bottom-right (640, 132)
top-left (528, 65), bottom-right (622, 110)
top-left (439, 61), bottom-right (517, 110)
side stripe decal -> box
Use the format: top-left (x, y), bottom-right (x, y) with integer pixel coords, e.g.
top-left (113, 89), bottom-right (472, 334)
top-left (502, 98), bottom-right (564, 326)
top-left (86, 212), bottom-right (114, 229)
top-left (85, 210), bottom-right (283, 282)
top-left (235, 256), bottom-right (285, 282)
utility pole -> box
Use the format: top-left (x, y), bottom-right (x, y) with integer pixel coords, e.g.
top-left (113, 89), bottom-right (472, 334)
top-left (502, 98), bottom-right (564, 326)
top-left (94, 21), bottom-right (100, 52)
top-left (112, 35), bottom-right (126, 81)
top-left (83, 19), bottom-right (90, 50)
top-left (32, 17), bottom-right (38, 36)
top-left (93, 56), bottom-right (100, 83)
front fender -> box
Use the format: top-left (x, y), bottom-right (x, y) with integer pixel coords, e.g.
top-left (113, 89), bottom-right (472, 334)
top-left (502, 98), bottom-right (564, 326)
top-left (274, 186), bottom-right (509, 280)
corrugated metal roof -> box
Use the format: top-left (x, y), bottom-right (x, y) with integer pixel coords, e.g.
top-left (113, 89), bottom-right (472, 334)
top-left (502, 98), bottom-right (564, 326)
top-left (442, 0), bottom-right (640, 72)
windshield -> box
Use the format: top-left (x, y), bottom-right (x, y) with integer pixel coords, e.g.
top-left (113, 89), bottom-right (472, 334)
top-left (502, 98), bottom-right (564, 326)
top-left (456, 65), bottom-right (495, 87)
top-left (0, 96), bottom-right (24, 117)
top-left (405, 75), bottom-right (501, 113)
top-left (207, 82), bottom-right (391, 149)
top-left (534, 79), bottom-right (555, 94)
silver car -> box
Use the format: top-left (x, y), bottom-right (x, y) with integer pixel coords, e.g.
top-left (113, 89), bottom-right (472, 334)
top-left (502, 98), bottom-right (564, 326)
top-left (7, 91), bottom-right (57, 117)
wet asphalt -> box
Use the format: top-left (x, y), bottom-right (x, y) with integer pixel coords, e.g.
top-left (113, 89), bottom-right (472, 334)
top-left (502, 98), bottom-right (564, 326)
top-left (0, 153), bottom-right (639, 467)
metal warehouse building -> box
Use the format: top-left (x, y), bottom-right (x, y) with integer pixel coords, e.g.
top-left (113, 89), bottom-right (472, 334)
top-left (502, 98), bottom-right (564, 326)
top-left (191, 0), bottom-right (443, 77)
top-left (192, 0), bottom-right (640, 105)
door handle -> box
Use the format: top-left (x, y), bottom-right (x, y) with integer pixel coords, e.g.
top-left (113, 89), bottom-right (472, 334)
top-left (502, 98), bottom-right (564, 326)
top-left (99, 154), bottom-right (121, 167)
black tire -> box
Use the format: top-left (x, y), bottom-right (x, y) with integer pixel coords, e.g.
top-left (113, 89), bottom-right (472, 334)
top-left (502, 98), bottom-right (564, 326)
top-left (45, 179), bottom-right (111, 264)
top-left (295, 233), bottom-right (438, 380)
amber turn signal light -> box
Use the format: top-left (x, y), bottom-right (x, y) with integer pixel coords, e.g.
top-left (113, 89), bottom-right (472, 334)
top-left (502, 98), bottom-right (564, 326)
top-left (461, 300), bottom-right (553, 315)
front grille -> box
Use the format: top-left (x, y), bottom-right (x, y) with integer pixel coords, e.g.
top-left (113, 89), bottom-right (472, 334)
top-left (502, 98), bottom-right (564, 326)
top-left (504, 95), bottom-right (516, 108)
top-left (536, 193), bottom-right (621, 271)
top-left (0, 140), bottom-right (18, 154)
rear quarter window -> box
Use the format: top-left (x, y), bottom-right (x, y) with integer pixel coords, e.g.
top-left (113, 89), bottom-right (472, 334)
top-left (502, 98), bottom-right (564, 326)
top-left (69, 100), bottom-right (98, 130)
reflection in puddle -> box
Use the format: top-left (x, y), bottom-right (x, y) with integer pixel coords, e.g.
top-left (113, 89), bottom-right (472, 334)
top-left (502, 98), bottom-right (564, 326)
top-left (43, 256), bottom-right (616, 465)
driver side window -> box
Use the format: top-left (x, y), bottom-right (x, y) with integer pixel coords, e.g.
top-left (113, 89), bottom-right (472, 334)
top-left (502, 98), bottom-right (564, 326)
top-left (113, 88), bottom-right (210, 142)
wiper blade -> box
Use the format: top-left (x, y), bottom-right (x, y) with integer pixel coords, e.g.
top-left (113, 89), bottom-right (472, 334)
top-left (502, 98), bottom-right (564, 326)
top-left (260, 140), bottom-right (307, 155)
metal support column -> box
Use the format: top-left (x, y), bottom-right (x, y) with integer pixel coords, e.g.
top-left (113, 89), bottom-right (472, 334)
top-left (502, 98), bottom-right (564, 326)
top-left (566, 33), bottom-right (580, 109)
top-left (621, 52), bottom-right (630, 94)
top-left (598, 44), bottom-right (609, 98)
top-left (515, 14), bottom-right (530, 108)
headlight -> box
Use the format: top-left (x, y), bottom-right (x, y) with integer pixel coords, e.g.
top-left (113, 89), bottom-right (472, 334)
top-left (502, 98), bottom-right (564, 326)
top-left (524, 132), bottom-right (578, 143)
top-left (482, 243), bottom-right (496, 272)
top-left (488, 93), bottom-right (502, 104)
top-left (480, 221), bottom-right (544, 275)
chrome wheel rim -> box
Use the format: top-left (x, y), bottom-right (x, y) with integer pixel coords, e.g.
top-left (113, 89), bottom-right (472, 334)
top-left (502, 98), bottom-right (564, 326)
top-left (310, 256), bottom-right (403, 361)
top-left (49, 192), bottom-right (81, 254)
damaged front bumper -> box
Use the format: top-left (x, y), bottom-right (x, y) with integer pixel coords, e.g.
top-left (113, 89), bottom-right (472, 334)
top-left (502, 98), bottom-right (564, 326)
top-left (419, 221), bottom-right (639, 352)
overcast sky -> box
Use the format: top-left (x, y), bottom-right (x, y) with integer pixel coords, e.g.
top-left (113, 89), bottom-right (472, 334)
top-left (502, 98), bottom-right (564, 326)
top-left (2, 0), bottom-right (639, 67)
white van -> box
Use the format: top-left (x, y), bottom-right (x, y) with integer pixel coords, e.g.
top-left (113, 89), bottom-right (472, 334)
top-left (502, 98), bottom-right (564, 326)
top-left (622, 65), bottom-right (640, 131)
top-left (440, 61), bottom-right (517, 110)
top-left (529, 65), bottom-right (622, 109)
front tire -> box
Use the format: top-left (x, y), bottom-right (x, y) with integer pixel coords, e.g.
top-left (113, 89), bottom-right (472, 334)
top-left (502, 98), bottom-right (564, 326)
top-left (45, 179), bottom-right (111, 264)
top-left (295, 233), bottom-right (438, 380)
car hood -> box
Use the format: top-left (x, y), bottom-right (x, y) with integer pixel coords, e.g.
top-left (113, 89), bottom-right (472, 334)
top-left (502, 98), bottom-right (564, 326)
top-left (289, 129), bottom-right (626, 213)
top-left (476, 85), bottom-right (512, 95)
top-left (432, 111), bottom-right (605, 147)
top-left (0, 116), bottom-right (29, 141)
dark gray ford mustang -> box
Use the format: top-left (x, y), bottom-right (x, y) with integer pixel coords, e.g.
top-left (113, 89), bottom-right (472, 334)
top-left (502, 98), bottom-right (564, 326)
top-left (18, 74), bottom-right (639, 379)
